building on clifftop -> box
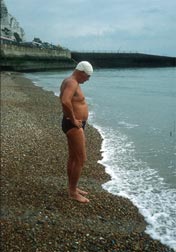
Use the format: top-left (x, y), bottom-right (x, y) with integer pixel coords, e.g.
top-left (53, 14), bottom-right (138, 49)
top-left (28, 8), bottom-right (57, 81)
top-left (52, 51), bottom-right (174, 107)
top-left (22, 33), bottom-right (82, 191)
top-left (0, 0), bottom-right (26, 42)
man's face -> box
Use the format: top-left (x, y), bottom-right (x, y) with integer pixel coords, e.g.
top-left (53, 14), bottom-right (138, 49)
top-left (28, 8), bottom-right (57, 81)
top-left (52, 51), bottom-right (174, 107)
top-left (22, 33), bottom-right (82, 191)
top-left (80, 71), bottom-right (90, 83)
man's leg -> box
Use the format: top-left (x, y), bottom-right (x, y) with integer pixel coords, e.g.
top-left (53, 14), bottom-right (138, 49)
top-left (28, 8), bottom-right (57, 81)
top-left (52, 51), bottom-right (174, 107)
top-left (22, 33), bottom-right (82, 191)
top-left (67, 157), bottom-right (88, 196)
top-left (66, 128), bottom-right (89, 203)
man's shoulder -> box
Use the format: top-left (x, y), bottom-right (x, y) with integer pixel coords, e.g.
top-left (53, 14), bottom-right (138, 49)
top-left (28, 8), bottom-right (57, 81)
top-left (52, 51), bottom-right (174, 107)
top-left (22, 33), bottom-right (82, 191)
top-left (63, 77), bottom-right (78, 87)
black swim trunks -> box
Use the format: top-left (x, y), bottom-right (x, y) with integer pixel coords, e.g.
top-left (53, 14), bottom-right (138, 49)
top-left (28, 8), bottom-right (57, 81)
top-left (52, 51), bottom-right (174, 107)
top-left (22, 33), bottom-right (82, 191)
top-left (62, 116), bottom-right (86, 134)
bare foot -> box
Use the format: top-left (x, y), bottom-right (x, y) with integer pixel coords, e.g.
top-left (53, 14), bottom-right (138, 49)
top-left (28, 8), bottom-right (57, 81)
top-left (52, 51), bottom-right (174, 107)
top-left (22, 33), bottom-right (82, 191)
top-left (76, 188), bottom-right (88, 195)
top-left (69, 191), bottom-right (89, 203)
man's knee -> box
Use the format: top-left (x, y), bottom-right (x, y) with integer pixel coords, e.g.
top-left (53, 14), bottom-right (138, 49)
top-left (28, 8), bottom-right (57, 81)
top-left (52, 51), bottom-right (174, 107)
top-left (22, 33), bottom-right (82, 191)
top-left (76, 153), bottom-right (86, 167)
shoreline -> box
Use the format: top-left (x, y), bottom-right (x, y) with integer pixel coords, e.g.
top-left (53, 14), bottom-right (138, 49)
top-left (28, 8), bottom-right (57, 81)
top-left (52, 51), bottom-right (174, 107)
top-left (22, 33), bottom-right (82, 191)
top-left (1, 71), bottom-right (174, 251)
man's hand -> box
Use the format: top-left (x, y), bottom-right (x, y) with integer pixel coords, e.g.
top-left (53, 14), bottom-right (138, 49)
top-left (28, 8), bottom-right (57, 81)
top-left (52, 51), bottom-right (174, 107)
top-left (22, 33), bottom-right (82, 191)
top-left (73, 119), bottom-right (82, 128)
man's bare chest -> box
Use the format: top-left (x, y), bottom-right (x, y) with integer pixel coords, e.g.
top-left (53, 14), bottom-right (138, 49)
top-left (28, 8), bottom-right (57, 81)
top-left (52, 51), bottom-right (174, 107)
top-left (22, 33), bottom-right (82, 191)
top-left (73, 87), bottom-right (85, 102)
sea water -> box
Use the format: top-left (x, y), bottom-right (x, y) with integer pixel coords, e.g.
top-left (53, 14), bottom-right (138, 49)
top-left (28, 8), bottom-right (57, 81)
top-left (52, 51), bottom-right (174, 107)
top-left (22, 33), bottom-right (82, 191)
top-left (26, 67), bottom-right (176, 251)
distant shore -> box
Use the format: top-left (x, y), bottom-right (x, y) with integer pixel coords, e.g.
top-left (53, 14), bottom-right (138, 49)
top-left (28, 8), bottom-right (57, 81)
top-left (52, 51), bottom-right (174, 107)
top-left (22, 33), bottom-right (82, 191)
top-left (1, 71), bottom-right (174, 252)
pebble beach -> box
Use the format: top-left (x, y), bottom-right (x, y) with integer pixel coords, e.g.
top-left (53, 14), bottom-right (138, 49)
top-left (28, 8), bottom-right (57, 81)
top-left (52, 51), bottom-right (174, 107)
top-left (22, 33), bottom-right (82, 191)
top-left (1, 71), bottom-right (174, 252)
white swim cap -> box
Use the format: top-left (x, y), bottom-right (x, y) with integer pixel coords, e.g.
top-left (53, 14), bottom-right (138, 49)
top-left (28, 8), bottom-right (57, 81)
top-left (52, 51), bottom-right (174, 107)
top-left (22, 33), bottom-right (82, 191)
top-left (75, 61), bottom-right (93, 76)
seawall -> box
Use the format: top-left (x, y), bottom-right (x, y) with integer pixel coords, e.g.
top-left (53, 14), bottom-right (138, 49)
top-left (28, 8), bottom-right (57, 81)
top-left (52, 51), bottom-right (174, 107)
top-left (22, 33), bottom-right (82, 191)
top-left (1, 44), bottom-right (176, 72)
top-left (0, 44), bottom-right (76, 71)
top-left (71, 51), bottom-right (176, 68)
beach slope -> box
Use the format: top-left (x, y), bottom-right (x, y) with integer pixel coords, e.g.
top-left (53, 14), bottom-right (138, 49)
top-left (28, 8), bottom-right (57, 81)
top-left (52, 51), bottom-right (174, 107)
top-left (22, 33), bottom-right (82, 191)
top-left (1, 72), bottom-right (174, 251)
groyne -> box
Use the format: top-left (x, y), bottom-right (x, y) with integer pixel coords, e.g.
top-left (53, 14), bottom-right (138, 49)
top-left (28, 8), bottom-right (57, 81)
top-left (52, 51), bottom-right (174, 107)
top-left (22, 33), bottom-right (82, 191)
top-left (0, 44), bottom-right (76, 71)
top-left (71, 51), bottom-right (176, 68)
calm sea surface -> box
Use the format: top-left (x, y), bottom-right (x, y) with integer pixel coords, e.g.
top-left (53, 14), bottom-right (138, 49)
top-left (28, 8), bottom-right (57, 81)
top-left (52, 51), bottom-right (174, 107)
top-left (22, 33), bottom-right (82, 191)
top-left (26, 67), bottom-right (176, 250)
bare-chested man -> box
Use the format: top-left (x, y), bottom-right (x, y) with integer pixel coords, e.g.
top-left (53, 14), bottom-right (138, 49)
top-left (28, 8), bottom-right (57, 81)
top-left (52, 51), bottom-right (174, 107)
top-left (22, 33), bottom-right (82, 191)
top-left (60, 61), bottom-right (93, 203)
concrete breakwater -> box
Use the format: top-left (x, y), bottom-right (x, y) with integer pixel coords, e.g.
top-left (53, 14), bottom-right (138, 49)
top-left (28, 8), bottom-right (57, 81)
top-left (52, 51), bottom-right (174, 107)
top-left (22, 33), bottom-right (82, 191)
top-left (1, 44), bottom-right (176, 71)
top-left (71, 51), bottom-right (176, 68)
top-left (0, 44), bottom-right (76, 71)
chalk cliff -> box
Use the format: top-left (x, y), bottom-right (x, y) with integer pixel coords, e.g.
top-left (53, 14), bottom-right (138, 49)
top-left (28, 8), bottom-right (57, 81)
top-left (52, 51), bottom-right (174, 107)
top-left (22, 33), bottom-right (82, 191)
top-left (0, 0), bottom-right (25, 42)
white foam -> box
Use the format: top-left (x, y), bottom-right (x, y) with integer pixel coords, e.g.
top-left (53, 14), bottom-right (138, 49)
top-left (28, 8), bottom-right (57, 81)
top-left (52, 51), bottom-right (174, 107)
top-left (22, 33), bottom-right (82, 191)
top-left (54, 92), bottom-right (59, 97)
top-left (90, 120), bottom-right (176, 251)
top-left (118, 121), bottom-right (139, 129)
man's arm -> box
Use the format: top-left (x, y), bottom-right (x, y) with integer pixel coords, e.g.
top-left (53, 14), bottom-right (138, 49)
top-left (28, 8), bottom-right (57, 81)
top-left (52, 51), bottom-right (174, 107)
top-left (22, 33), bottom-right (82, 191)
top-left (60, 80), bottom-right (80, 126)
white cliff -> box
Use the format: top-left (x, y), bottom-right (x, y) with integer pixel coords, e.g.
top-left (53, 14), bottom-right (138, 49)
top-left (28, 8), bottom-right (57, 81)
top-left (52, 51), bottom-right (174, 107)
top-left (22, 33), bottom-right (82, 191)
top-left (0, 0), bottom-right (25, 42)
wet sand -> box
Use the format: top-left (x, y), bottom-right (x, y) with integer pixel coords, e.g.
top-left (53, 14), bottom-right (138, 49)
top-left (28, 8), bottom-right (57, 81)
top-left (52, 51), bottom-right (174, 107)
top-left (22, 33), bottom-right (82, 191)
top-left (1, 71), bottom-right (174, 251)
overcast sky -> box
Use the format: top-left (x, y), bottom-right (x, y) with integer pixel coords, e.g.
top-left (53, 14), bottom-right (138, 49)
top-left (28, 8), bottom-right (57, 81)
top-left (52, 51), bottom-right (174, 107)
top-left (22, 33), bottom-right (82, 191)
top-left (5, 0), bottom-right (176, 56)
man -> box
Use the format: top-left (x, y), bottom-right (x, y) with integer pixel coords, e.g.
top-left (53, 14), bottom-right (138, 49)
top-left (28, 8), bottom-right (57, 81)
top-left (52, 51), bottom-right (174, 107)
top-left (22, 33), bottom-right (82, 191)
top-left (60, 61), bottom-right (93, 203)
